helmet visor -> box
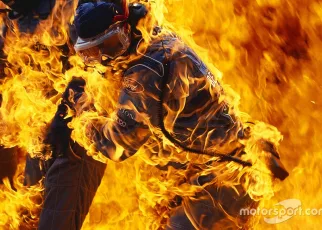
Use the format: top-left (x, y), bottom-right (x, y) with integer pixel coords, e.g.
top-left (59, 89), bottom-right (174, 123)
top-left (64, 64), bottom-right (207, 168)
top-left (77, 45), bottom-right (101, 64)
top-left (74, 22), bottom-right (130, 63)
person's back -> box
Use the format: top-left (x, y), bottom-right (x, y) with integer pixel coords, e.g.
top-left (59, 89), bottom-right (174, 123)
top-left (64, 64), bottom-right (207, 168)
top-left (141, 35), bottom-right (241, 152)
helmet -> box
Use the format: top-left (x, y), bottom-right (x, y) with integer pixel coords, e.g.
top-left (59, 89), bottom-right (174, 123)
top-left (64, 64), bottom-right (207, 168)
top-left (74, 1), bottom-right (131, 63)
top-left (1, 0), bottom-right (55, 19)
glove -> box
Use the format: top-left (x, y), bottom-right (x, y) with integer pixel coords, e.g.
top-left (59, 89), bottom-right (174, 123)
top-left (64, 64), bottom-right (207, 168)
top-left (259, 140), bottom-right (289, 181)
top-left (44, 77), bottom-right (86, 159)
top-left (62, 77), bottom-right (86, 109)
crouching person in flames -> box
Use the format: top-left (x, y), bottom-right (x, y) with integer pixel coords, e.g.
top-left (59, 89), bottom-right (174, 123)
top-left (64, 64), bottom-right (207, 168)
top-left (41, 1), bottom-right (289, 229)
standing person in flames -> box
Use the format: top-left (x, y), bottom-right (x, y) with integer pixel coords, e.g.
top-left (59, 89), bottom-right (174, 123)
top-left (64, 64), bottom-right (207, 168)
top-left (41, 0), bottom-right (289, 229)
top-left (0, 0), bottom-right (57, 189)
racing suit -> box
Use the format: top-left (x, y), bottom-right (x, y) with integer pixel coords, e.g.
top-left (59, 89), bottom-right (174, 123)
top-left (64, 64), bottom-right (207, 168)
top-left (40, 32), bottom-right (288, 229)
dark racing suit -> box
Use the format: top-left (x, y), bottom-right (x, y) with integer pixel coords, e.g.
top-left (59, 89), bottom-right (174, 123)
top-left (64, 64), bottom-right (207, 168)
top-left (40, 32), bottom-right (288, 229)
top-left (0, 0), bottom-right (57, 188)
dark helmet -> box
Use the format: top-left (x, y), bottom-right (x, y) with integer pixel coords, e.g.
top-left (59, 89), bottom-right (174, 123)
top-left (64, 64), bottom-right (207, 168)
top-left (73, 1), bottom-right (131, 62)
top-left (74, 1), bottom-right (125, 39)
top-left (73, 1), bottom-right (148, 63)
top-left (1, 0), bottom-right (56, 19)
top-left (74, 0), bottom-right (147, 39)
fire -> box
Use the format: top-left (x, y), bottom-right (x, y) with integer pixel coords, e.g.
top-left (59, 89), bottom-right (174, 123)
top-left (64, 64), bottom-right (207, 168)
top-left (0, 0), bottom-right (320, 229)
top-left (0, 0), bottom-right (78, 228)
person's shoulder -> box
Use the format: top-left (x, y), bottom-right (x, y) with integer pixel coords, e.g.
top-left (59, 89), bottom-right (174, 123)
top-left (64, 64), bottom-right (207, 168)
top-left (148, 30), bottom-right (211, 75)
top-left (144, 29), bottom-right (187, 59)
top-left (151, 29), bottom-right (183, 49)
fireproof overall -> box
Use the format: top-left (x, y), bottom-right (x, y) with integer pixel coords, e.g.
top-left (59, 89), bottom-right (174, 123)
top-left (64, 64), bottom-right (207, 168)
top-left (38, 34), bottom-right (286, 229)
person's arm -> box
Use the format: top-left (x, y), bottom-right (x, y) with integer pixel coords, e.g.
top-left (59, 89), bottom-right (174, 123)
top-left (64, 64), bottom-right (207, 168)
top-left (81, 65), bottom-right (162, 162)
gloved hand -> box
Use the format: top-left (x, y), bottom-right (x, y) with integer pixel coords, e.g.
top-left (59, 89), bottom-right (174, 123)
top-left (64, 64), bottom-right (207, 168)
top-left (44, 77), bottom-right (86, 159)
top-left (62, 77), bottom-right (86, 110)
top-left (258, 140), bottom-right (289, 181)
top-left (239, 125), bottom-right (289, 181)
